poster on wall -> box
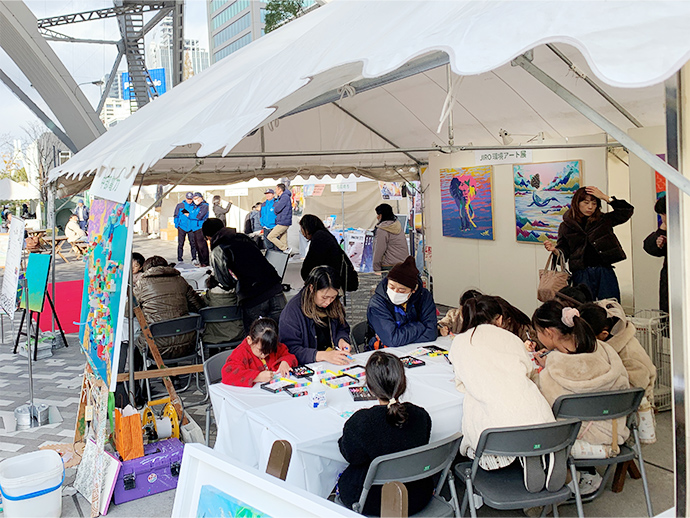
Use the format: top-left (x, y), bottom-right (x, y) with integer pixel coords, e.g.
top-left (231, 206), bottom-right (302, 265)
top-left (79, 199), bottom-right (134, 391)
top-left (303, 184), bottom-right (325, 197)
top-left (378, 181), bottom-right (404, 200)
top-left (345, 230), bottom-right (365, 271)
top-left (407, 180), bottom-right (423, 231)
top-left (514, 160), bottom-right (581, 243)
top-left (440, 166), bottom-right (494, 240)
top-left (655, 154), bottom-right (667, 225)
top-left (0, 216), bottom-right (25, 316)
top-left (291, 186), bottom-right (304, 215)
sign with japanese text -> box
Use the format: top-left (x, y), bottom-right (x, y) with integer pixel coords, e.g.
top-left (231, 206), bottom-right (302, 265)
top-left (475, 149), bottom-right (533, 165)
top-left (330, 182), bottom-right (357, 192)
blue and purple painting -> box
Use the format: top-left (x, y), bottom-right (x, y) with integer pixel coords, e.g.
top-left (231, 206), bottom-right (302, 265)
top-left (440, 166), bottom-right (494, 240)
top-left (514, 160), bottom-right (581, 243)
top-left (197, 484), bottom-right (270, 518)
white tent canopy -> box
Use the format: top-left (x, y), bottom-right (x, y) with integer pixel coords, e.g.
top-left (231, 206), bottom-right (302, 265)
top-left (0, 178), bottom-right (40, 201)
top-left (48, 0), bottom-right (690, 199)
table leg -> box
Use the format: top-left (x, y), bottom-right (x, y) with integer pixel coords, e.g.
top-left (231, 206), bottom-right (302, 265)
top-left (611, 461), bottom-right (632, 493)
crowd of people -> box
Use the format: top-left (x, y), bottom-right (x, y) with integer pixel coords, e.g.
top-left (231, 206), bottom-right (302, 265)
top-left (121, 184), bottom-right (664, 515)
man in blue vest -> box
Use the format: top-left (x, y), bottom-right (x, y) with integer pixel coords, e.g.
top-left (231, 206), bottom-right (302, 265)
top-left (267, 183), bottom-right (293, 254)
top-left (191, 192), bottom-right (210, 267)
top-left (260, 188), bottom-right (277, 250)
top-left (174, 192), bottom-right (198, 264)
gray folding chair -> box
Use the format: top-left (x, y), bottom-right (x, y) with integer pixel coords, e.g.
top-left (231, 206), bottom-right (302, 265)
top-left (199, 305), bottom-right (244, 355)
top-left (350, 321), bottom-right (369, 354)
top-left (202, 348), bottom-right (233, 446)
top-left (454, 420), bottom-right (584, 518)
top-left (147, 313), bottom-right (204, 394)
top-left (265, 249), bottom-right (290, 281)
top-left (552, 387), bottom-right (652, 517)
top-left (351, 432), bottom-right (462, 517)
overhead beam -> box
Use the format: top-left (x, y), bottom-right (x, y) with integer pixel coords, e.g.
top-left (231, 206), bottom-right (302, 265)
top-left (0, 69), bottom-right (77, 153)
top-left (38, 27), bottom-right (119, 44)
top-left (513, 54), bottom-right (690, 196)
top-left (36, 2), bottom-right (171, 28)
top-left (97, 46), bottom-right (125, 114)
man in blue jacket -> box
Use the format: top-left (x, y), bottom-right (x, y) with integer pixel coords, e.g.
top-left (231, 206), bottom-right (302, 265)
top-left (174, 192), bottom-right (198, 264)
top-left (267, 183), bottom-right (292, 254)
top-left (367, 256), bottom-right (437, 348)
top-left (260, 188), bottom-right (277, 250)
top-left (190, 192), bottom-right (210, 267)
top-left (74, 199), bottom-right (89, 231)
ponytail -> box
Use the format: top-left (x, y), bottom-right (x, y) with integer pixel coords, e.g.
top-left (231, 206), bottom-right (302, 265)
top-left (532, 300), bottom-right (597, 354)
top-left (365, 352), bottom-right (408, 427)
top-left (459, 295), bottom-right (503, 334)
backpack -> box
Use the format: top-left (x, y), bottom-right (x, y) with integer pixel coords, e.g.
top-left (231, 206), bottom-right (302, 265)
top-left (210, 244), bottom-right (238, 291)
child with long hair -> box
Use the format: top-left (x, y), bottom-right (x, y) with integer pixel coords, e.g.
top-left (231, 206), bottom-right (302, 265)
top-left (221, 318), bottom-right (298, 386)
top-left (338, 352), bottom-right (432, 516)
top-left (450, 295), bottom-right (556, 492)
top-left (532, 300), bottom-right (631, 494)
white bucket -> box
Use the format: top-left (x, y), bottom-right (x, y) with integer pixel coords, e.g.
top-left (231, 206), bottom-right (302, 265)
top-left (0, 450), bottom-right (64, 518)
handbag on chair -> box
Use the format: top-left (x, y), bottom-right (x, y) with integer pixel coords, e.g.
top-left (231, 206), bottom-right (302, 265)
top-left (537, 252), bottom-right (571, 302)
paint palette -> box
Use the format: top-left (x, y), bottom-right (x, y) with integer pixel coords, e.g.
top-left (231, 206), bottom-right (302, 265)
top-left (340, 365), bottom-right (366, 379)
top-left (424, 345), bottom-right (449, 356)
top-left (399, 356), bottom-right (426, 369)
top-left (285, 386), bottom-right (308, 398)
top-left (321, 374), bottom-right (358, 389)
top-left (292, 365), bottom-right (315, 378)
top-left (260, 380), bottom-right (295, 393)
top-left (348, 386), bottom-right (377, 402)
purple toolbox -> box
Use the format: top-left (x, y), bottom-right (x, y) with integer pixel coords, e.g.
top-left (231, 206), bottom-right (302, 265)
top-left (113, 438), bottom-right (184, 505)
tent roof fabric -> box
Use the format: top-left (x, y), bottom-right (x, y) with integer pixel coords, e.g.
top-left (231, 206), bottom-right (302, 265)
top-left (49, 0), bottom-right (690, 195)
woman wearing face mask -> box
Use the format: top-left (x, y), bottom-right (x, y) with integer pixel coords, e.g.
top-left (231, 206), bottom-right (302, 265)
top-left (372, 203), bottom-right (409, 272)
top-left (279, 266), bottom-right (352, 365)
top-left (367, 256), bottom-right (437, 348)
top-left (544, 186), bottom-right (633, 301)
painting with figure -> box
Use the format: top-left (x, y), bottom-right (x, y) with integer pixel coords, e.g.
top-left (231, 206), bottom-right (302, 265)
top-left (514, 160), bottom-right (581, 243)
top-left (440, 166), bottom-right (494, 240)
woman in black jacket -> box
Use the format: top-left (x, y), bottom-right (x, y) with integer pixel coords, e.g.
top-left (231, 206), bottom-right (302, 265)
top-left (545, 186), bottom-right (633, 301)
top-left (338, 351), bottom-right (432, 516)
top-left (299, 214), bottom-right (358, 290)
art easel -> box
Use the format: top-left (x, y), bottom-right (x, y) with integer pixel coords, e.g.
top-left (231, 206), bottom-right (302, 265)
top-left (13, 291), bottom-right (68, 360)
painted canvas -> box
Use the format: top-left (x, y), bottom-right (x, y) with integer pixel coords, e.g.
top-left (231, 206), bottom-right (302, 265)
top-left (79, 199), bottom-right (133, 391)
top-left (20, 253), bottom-right (51, 312)
top-left (514, 160), bottom-right (581, 243)
top-left (196, 485), bottom-right (270, 518)
top-left (440, 166), bottom-right (494, 240)
top-left (378, 181), bottom-right (404, 200)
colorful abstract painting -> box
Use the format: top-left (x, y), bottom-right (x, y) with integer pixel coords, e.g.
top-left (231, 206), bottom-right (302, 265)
top-left (196, 485), bottom-right (270, 518)
top-left (290, 186), bottom-right (304, 215)
top-left (655, 154), bottom-right (667, 225)
top-left (20, 253), bottom-right (51, 312)
top-left (440, 166), bottom-right (494, 240)
top-left (79, 199), bottom-right (133, 391)
top-left (514, 161), bottom-right (581, 243)
top-left (378, 181), bottom-right (404, 200)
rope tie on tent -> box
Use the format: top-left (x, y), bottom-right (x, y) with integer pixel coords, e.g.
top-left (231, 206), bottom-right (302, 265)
top-left (267, 119), bottom-right (280, 131)
top-left (338, 84), bottom-right (356, 101)
top-left (437, 76), bottom-right (463, 134)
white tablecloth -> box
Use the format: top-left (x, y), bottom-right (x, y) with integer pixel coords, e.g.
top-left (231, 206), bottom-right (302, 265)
top-left (209, 337), bottom-right (463, 497)
top-left (177, 266), bottom-right (211, 290)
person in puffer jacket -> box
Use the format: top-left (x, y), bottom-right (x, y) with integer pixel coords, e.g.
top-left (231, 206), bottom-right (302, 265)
top-left (133, 256), bottom-right (205, 359)
top-left (372, 203), bottom-right (409, 271)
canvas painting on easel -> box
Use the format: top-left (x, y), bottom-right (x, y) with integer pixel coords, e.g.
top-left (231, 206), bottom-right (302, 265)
top-left (78, 199), bottom-right (134, 391)
top-left (20, 253), bottom-right (51, 312)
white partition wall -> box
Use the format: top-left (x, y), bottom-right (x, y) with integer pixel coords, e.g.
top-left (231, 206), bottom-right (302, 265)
top-left (423, 134), bottom-right (612, 315)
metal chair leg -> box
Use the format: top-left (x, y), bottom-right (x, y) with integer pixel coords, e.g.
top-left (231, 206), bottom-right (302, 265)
top-left (464, 469), bottom-right (477, 518)
top-left (447, 470), bottom-right (461, 518)
top-left (569, 462), bottom-right (585, 518)
top-left (633, 428), bottom-right (654, 517)
top-left (205, 404), bottom-right (211, 447)
top-left (552, 504), bottom-right (559, 517)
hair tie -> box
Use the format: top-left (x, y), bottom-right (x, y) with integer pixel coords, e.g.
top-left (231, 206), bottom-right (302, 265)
top-left (561, 307), bottom-right (580, 328)
top-left (387, 398), bottom-right (397, 408)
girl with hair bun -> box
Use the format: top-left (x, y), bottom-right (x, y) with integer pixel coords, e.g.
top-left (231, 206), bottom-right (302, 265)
top-left (337, 352), bottom-right (433, 516)
top-left (450, 296), bottom-right (555, 491)
top-left (532, 299), bottom-right (631, 494)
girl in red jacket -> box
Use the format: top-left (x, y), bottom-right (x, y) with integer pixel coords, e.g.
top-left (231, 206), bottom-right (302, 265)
top-left (222, 318), bottom-right (298, 387)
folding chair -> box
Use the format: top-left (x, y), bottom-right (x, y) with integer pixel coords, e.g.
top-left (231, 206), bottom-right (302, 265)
top-left (147, 313), bottom-right (204, 394)
top-left (552, 387), bottom-right (652, 517)
top-left (349, 432), bottom-right (462, 517)
top-left (350, 321), bottom-right (369, 354)
top-left (266, 440), bottom-right (292, 481)
top-left (455, 420), bottom-right (584, 518)
top-left (265, 249), bottom-right (290, 281)
top-left (202, 348), bottom-right (233, 446)
top-left (381, 482), bottom-right (408, 518)
top-left (199, 305), bottom-right (244, 356)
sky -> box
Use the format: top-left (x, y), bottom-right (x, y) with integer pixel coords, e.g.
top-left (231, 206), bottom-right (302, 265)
top-left (0, 0), bottom-right (210, 144)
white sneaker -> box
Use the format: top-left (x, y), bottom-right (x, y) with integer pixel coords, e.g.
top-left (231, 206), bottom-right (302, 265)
top-left (578, 472), bottom-right (603, 495)
top-left (284, 247), bottom-right (292, 255)
top-left (192, 259), bottom-right (200, 266)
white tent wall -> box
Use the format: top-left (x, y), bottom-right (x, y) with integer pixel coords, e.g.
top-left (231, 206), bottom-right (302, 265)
top-left (629, 126), bottom-right (667, 313)
top-left (423, 134), bottom-right (611, 315)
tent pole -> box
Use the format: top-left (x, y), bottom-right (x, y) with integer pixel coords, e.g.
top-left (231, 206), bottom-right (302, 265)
top-left (49, 183), bottom-right (56, 333)
top-left (133, 162), bottom-right (201, 225)
top-left (446, 65), bottom-right (455, 146)
top-left (128, 190), bottom-right (136, 407)
top-left (513, 54), bottom-right (690, 196)
top-left (666, 66), bottom-right (690, 517)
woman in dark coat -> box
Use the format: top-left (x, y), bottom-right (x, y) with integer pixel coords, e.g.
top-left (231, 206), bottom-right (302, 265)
top-left (279, 266), bottom-right (351, 365)
top-left (545, 186), bottom-right (633, 301)
top-left (643, 196), bottom-right (668, 313)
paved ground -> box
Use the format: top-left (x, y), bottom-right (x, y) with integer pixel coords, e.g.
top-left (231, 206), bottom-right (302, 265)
top-left (0, 235), bottom-right (675, 517)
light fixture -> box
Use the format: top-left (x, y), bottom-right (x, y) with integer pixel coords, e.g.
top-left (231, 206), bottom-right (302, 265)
top-left (500, 129), bottom-right (548, 145)
top-left (499, 129), bottom-right (513, 146)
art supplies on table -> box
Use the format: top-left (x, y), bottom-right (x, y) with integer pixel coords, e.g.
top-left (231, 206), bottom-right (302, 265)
top-left (399, 356), bottom-right (426, 368)
top-left (260, 379), bottom-right (296, 393)
top-left (348, 386), bottom-right (377, 402)
top-left (292, 365), bottom-right (315, 378)
top-left (285, 386), bottom-right (309, 398)
top-left (424, 345), bottom-right (449, 356)
top-left (320, 373), bottom-right (358, 389)
top-left (340, 365), bottom-right (365, 379)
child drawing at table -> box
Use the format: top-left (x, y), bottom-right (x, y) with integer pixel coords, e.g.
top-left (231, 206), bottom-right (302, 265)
top-left (337, 351), bottom-right (433, 516)
top-left (221, 317), bottom-right (298, 387)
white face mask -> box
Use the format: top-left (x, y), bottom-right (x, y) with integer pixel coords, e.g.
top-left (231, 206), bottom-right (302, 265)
top-left (387, 287), bottom-right (411, 306)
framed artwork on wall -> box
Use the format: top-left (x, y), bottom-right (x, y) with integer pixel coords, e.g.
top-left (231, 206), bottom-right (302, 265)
top-left (514, 160), bottom-right (581, 243)
top-left (440, 166), bottom-right (494, 240)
